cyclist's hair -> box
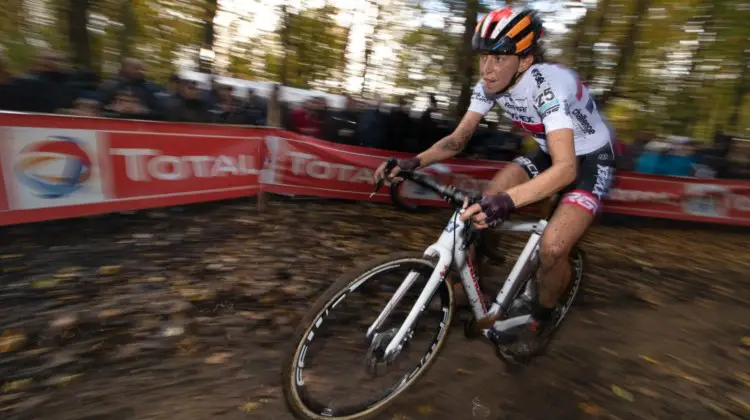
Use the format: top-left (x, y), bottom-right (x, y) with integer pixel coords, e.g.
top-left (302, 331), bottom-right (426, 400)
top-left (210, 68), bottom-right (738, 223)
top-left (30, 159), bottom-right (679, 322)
top-left (527, 42), bottom-right (546, 63)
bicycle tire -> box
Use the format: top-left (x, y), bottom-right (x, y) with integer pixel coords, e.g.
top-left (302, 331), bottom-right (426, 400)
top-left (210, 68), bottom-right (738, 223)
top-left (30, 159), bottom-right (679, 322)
top-left (498, 246), bottom-right (587, 364)
top-left (282, 252), bottom-right (456, 420)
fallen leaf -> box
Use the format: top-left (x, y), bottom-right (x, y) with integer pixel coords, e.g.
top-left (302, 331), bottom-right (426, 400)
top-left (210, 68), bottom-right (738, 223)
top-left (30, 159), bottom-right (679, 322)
top-left (2, 379), bottom-right (32, 392)
top-left (31, 278), bottom-right (59, 288)
top-left (240, 402), bottom-right (261, 413)
top-left (97, 265), bottom-right (122, 275)
top-left (728, 394), bottom-right (750, 412)
top-left (0, 330), bottom-right (26, 353)
top-left (0, 254), bottom-right (24, 260)
top-left (50, 315), bottom-right (78, 329)
top-left (578, 402), bottom-right (603, 416)
top-left (742, 337), bottom-right (750, 347)
top-left (637, 387), bottom-right (660, 398)
top-left (416, 404), bottom-right (435, 415)
top-left (47, 374), bottom-right (82, 387)
top-left (639, 355), bottom-right (660, 365)
top-left (205, 352), bottom-right (233, 364)
top-left (56, 266), bottom-right (83, 274)
top-left (611, 385), bottom-right (634, 402)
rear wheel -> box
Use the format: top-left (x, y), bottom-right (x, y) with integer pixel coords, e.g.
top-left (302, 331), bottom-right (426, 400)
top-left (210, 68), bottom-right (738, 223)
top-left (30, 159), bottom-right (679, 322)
top-left (282, 253), bottom-right (455, 420)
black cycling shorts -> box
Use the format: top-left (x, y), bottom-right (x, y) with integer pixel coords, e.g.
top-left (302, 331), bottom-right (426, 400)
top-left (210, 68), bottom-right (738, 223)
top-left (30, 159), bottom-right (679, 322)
top-left (512, 142), bottom-right (616, 215)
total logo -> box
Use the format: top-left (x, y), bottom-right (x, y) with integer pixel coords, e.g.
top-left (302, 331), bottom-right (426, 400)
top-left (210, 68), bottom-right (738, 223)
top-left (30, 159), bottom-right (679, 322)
top-left (14, 136), bottom-right (93, 198)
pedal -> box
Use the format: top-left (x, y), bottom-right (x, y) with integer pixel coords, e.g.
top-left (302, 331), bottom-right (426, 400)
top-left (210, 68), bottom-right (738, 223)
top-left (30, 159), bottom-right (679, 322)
top-left (463, 316), bottom-right (482, 339)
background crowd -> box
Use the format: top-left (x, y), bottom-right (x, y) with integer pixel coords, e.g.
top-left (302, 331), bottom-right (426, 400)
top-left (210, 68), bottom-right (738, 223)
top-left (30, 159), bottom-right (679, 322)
top-left (1, 50), bottom-right (749, 180)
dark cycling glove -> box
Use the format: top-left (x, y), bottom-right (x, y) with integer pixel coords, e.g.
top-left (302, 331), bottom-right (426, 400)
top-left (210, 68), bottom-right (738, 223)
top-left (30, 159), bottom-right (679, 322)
top-left (478, 193), bottom-right (516, 226)
top-left (397, 157), bottom-right (421, 172)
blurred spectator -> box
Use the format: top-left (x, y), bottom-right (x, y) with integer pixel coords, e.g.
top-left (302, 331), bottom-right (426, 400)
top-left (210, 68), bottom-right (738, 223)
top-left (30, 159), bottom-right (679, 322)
top-left (102, 88), bottom-right (152, 119)
top-left (419, 94), bottom-right (440, 150)
top-left (208, 84), bottom-right (247, 124)
top-left (387, 97), bottom-right (414, 152)
top-left (290, 98), bottom-right (324, 138)
top-left (155, 73), bottom-right (181, 111)
top-left (166, 79), bottom-right (210, 123)
top-left (244, 88), bottom-right (268, 126)
top-left (14, 50), bottom-right (72, 113)
top-left (0, 53), bottom-right (14, 111)
top-left (326, 95), bottom-right (360, 145)
top-left (100, 58), bottom-right (162, 120)
top-left (636, 136), bottom-right (700, 177)
top-left (356, 98), bottom-right (388, 149)
top-left (59, 91), bottom-right (102, 117)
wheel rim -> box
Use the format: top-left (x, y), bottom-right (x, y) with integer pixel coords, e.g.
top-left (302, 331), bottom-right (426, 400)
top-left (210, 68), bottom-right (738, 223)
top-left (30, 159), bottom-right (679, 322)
top-left (287, 258), bottom-right (453, 419)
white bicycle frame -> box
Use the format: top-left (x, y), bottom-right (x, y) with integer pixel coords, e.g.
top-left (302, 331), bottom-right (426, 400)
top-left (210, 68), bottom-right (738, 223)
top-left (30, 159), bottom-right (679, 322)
top-left (365, 211), bottom-right (548, 360)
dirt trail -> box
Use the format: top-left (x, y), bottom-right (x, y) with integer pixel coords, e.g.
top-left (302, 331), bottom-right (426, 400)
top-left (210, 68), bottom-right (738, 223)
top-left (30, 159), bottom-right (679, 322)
top-left (0, 199), bottom-right (748, 419)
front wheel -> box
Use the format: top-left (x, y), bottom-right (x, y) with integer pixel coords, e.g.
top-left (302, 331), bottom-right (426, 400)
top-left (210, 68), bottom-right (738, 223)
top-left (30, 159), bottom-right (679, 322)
top-left (282, 253), bottom-right (456, 420)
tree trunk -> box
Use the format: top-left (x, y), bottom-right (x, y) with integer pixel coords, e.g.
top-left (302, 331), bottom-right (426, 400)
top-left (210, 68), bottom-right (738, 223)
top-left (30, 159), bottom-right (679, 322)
top-left (728, 49), bottom-right (750, 129)
top-left (598, 0), bottom-right (651, 109)
top-left (279, 5), bottom-right (290, 86)
top-left (580, 0), bottom-right (612, 83)
top-left (67, 0), bottom-right (92, 70)
top-left (199, 0), bottom-right (218, 74)
top-left (361, 1), bottom-right (382, 97)
top-left (455, 0), bottom-right (479, 119)
top-left (117, 0), bottom-right (136, 60)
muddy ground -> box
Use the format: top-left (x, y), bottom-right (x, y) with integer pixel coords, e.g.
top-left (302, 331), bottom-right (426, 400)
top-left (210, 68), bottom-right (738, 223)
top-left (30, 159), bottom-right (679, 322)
top-left (0, 198), bottom-right (749, 420)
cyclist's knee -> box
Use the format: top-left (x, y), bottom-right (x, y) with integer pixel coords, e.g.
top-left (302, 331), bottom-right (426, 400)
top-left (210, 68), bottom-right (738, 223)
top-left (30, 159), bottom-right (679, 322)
top-left (538, 238), bottom-right (569, 267)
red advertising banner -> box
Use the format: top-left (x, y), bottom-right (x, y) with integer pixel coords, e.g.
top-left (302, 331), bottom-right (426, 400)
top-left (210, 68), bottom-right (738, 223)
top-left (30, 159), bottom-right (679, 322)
top-left (606, 173), bottom-right (750, 225)
top-left (1, 112), bottom-right (750, 227)
top-left (264, 131), bottom-right (750, 226)
top-left (260, 131), bottom-right (506, 206)
top-left (0, 113), bottom-right (262, 226)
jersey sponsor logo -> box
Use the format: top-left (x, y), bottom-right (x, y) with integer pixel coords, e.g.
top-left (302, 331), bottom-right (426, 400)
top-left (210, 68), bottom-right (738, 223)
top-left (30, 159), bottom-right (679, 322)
top-left (538, 99), bottom-right (560, 118)
top-left (531, 68), bottom-right (545, 88)
top-left (562, 100), bottom-right (571, 116)
top-left (592, 164), bottom-right (613, 200)
top-left (506, 111), bottom-right (534, 123)
top-left (562, 190), bottom-right (599, 215)
top-left (535, 88), bottom-right (559, 117)
top-left (471, 90), bottom-right (494, 104)
top-left (513, 156), bottom-right (540, 177)
top-left (571, 109), bottom-right (596, 135)
top-left (504, 102), bottom-right (528, 112)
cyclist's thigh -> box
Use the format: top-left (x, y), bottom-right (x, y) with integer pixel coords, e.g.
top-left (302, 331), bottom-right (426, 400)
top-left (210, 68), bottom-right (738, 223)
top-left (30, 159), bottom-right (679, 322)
top-left (540, 145), bottom-right (614, 257)
top-left (485, 149), bottom-right (552, 195)
top-left (560, 142), bottom-right (616, 217)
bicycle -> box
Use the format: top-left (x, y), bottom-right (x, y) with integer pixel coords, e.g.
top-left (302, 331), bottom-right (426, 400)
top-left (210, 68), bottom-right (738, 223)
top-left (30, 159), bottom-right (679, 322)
top-left (282, 157), bottom-right (586, 420)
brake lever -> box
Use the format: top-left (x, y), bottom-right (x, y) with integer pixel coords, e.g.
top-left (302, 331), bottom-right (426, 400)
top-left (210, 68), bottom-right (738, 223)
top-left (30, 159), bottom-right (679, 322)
top-left (459, 192), bottom-right (483, 250)
top-left (370, 157), bottom-right (400, 198)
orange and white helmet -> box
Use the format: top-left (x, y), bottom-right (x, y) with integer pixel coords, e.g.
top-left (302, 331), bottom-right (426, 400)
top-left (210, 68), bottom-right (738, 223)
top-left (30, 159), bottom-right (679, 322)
top-left (472, 7), bottom-right (544, 56)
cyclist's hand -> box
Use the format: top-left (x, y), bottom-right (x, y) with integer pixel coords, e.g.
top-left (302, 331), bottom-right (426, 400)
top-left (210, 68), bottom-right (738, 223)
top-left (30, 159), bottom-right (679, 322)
top-left (372, 157), bottom-right (420, 184)
top-left (373, 160), bottom-right (401, 184)
top-left (460, 203), bottom-right (489, 229)
top-left (460, 193), bottom-right (516, 230)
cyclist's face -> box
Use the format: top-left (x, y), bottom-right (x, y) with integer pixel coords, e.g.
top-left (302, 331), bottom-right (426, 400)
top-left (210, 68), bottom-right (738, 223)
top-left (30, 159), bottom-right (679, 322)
top-left (479, 54), bottom-right (519, 94)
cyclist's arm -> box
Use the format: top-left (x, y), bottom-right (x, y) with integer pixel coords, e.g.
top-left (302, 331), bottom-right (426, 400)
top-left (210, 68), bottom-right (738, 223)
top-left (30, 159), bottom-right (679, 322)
top-left (416, 111), bottom-right (483, 166)
top-left (505, 128), bottom-right (577, 207)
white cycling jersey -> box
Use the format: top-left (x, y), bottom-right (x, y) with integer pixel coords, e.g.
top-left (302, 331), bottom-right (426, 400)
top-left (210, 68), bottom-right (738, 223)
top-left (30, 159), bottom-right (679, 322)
top-left (469, 63), bottom-right (613, 156)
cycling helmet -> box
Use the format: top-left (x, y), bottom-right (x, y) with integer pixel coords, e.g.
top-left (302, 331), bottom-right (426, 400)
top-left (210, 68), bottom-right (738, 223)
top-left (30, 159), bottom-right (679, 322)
top-left (472, 7), bottom-right (544, 56)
